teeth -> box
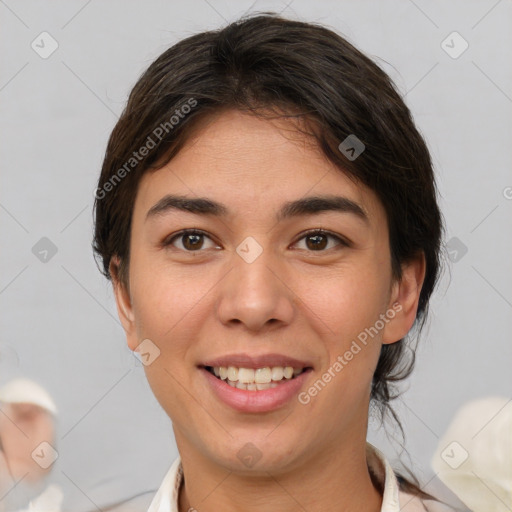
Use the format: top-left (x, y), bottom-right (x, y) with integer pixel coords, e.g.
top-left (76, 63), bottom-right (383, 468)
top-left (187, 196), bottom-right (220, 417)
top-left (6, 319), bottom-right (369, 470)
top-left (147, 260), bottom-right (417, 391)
top-left (271, 367), bottom-right (284, 380)
top-left (238, 368), bottom-right (255, 383)
top-left (227, 366), bottom-right (238, 381)
top-left (226, 380), bottom-right (279, 390)
top-left (211, 365), bottom-right (304, 389)
top-left (255, 367), bottom-right (272, 384)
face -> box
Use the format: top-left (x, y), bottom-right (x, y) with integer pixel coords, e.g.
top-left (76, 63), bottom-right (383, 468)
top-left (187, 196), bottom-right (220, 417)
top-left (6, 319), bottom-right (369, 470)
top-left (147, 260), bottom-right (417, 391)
top-left (0, 402), bottom-right (54, 483)
top-left (112, 110), bottom-right (424, 475)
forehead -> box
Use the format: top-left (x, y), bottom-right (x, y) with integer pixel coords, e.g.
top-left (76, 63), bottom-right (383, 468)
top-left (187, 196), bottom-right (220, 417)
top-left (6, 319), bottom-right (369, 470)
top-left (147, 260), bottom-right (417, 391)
top-left (134, 110), bottom-right (387, 226)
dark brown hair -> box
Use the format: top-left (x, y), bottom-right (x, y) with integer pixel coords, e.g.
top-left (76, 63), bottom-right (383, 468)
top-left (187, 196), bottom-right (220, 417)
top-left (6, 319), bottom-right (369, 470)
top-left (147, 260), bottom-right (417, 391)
top-left (93, 12), bottom-right (443, 500)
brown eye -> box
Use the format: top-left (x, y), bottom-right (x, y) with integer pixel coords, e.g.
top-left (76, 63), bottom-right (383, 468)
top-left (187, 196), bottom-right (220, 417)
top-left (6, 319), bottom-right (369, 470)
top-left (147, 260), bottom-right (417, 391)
top-left (182, 233), bottom-right (204, 250)
top-left (295, 230), bottom-right (347, 252)
top-left (165, 230), bottom-right (219, 252)
top-left (305, 233), bottom-right (328, 250)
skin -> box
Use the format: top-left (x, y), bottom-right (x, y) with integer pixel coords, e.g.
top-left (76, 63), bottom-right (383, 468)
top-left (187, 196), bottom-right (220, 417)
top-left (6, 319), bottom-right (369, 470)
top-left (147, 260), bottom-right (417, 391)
top-left (0, 402), bottom-right (54, 485)
top-left (111, 110), bottom-right (425, 512)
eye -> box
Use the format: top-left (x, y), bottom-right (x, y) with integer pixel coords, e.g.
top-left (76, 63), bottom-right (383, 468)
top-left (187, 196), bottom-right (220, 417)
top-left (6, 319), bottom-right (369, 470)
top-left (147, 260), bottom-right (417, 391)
top-left (163, 228), bottom-right (348, 253)
top-left (293, 229), bottom-right (348, 252)
top-left (163, 229), bottom-right (220, 252)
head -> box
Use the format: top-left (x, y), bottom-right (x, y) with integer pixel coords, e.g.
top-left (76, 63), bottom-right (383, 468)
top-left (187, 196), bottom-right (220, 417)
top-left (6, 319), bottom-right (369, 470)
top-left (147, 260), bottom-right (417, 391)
top-left (93, 13), bottom-right (442, 475)
top-left (0, 378), bottom-right (57, 508)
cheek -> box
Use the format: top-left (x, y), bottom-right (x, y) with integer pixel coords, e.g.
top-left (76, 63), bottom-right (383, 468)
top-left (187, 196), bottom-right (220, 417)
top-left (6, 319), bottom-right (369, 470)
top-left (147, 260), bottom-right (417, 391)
top-left (129, 257), bottom-right (218, 403)
top-left (130, 252), bottom-right (207, 339)
top-left (296, 264), bottom-right (389, 343)
top-left (298, 277), bottom-right (385, 412)
top-left (295, 264), bottom-right (388, 398)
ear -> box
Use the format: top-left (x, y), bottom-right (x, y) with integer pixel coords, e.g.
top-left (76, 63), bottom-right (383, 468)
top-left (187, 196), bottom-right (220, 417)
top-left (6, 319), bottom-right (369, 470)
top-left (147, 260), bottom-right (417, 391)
top-left (382, 252), bottom-right (426, 345)
top-left (110, 256), bottom-right (138, 351)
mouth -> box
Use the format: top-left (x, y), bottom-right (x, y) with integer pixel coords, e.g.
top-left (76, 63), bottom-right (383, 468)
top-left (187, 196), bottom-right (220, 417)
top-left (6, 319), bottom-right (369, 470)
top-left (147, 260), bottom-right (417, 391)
top-left (201, 365), bottom-right (312, 391)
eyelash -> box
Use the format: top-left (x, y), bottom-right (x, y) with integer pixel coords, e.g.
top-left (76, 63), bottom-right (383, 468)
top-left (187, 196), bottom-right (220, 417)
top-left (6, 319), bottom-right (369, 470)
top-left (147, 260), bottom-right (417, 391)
top-left (162, 228), bottom-right (349, 253)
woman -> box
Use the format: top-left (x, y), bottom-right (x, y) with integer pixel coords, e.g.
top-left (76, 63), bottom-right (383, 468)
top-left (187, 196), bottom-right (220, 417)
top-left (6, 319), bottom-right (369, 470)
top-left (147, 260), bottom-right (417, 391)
top-left (93, 13), bottom-right (455, 512)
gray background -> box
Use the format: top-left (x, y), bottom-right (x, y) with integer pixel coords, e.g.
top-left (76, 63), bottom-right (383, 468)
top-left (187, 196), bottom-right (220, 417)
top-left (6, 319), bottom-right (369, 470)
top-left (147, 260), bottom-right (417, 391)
top-left (1, 1), bottom-right (511, 510)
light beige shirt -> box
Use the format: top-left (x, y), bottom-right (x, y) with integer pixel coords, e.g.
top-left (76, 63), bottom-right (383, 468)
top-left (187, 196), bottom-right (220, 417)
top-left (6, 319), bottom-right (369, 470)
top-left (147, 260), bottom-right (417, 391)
top-left (147, 443), bottom-right (455, 512)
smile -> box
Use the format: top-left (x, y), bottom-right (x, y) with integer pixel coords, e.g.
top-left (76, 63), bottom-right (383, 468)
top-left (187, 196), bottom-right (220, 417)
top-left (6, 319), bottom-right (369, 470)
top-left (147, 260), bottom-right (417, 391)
top-left (206, 365), bottom-right (306, 391)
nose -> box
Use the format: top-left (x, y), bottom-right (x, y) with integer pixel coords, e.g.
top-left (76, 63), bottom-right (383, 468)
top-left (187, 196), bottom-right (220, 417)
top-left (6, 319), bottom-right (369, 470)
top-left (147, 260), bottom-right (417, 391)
top-left (215, 248), bottom-right (295, 332)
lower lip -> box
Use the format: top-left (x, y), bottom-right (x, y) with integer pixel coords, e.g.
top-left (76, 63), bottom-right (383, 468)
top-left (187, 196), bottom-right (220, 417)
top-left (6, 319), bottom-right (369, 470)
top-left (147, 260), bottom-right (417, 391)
top-left (200, 367), bottom-right (312, 413)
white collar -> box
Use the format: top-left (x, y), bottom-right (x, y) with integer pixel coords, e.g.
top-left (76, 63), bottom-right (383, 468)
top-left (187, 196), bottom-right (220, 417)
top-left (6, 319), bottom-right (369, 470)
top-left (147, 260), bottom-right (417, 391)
top-left (147, 442), bottom-right (441, 512)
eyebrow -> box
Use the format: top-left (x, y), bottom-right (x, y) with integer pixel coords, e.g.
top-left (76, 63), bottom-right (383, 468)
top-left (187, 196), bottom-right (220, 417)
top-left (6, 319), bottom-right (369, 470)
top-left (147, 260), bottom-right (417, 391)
top-left (145, 194), bottom-right (369, 223)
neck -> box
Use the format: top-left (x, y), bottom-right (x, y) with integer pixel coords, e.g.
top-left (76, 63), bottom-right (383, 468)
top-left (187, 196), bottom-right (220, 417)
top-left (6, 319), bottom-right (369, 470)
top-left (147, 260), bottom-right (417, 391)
top-left (176, 434), bottom-right (382, 512)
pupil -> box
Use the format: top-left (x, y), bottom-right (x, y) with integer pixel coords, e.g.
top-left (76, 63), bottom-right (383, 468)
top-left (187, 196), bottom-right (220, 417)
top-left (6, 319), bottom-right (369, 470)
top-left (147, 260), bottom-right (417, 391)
top-left (307, 234), bottom-right (327, 250)
top-left (184, 234), bottom-right (202, 250)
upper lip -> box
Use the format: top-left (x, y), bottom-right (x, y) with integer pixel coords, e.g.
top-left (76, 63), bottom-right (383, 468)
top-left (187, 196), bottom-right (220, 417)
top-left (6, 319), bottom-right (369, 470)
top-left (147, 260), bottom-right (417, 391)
top-left (201, 353), bottom-right (313, 369)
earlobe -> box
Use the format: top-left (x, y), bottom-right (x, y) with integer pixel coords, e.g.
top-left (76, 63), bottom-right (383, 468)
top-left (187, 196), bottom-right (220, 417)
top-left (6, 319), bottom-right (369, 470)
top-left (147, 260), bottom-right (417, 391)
top-left (382, 253), bottom-right (426, 345)
top-left (109, 256), bottom-right (137, 349)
